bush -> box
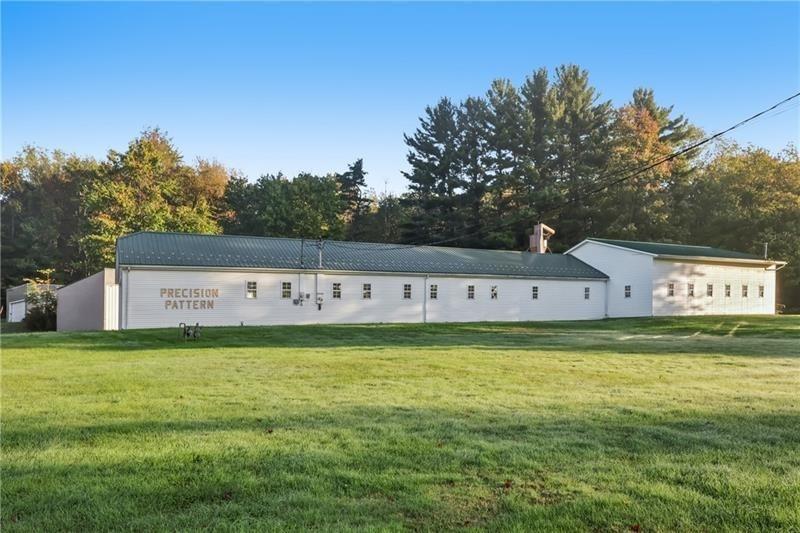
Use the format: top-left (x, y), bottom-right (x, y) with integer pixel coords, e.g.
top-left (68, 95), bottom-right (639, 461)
top-left (22, 269), bottom-right (58, 332)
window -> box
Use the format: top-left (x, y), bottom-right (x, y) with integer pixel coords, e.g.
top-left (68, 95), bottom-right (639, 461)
top-left (584, 287), bottom-right (590, 300)
top-left (403, 283), bottom-right (412, 299)
top-left (490, 286), bottom-right (498, 300)
top-left (246, 281), bottom-right (257, 299)
top-left (624, 285), bottom-right (631, 298)
top-left (759, 285), bottom-right (765, 298)
top-left (430, 284), bottom-right (438, 300)
top-left (332, 283), bottom-right (341, 299)
top-left (362, 283), bottom-right (372, 299)
top-left (725, 284), bottom-right (731, 297)
top-left (467, 285), bottom-right (475, 300)
top-left (707, 284), bottom-right (714, 297)
top-left (688, 283), bottom-right (695, 297)
top-left (281, 282), bottom-right (292, 299)
top-left (742, 284), bottom-right (748, 298)
top-left (532, 286), bottom-right (539, 300)
top-left (667, 283), bottom-right (675, 297)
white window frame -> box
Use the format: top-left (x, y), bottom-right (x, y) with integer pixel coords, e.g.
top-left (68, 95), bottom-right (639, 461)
top-left (624, 285), bottom-right (631, 298)
top-left (532, 286), bottom-right (539, 300)
top-left (467, 285), bottom-right (475, 300)
top-left (706, 284), bottom-right (713, 297)
top-left (667, 282), bottom-right (675, 297)
top-left (362, 283), bottom-right (372, 299)
top-left (725, 284), bottom-right (731, 298)
top-left (332, 282), bottom-right (342, 299)
top-left (429, 284), bottom-right (438, 300)
top-left (742, 284), bottom-right (748, 298)
top-left (759, 285), bottom-right (765, 298)
top-left (584, 287), bottom-right (590, 300)
top-left (281, 281), bottom-right (292, 299)
top-left (688, 283), bottom-right (695, 297)
top-left (403, 283), bottom-right (412, 299)
top-left (246, 281), bottom-right (257, 299)
top-left (490, 286), bottom-right (498, 300)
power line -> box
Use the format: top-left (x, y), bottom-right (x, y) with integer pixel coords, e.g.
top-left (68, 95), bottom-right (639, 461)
top-left (329, 90), bottom-right (800, 253)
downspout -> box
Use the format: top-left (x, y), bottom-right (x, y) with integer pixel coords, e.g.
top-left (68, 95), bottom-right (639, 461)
top-left (604, 278), bottom-right (609, 319)
top-left (423, 274), bottom-right (429, 324)
top-left (124, 267), bottom-right (130, 330)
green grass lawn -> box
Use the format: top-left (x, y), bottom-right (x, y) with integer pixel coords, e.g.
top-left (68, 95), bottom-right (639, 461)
top-left (2, 316), bottom-right (799, 531)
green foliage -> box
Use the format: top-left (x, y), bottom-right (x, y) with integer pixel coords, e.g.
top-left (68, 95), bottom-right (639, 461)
top-left (80, 129), bottom-right (224, 267)
top-left (21, 269), bottom-right (57, 331)
top-left (2, 317), bottom-right (799, 530)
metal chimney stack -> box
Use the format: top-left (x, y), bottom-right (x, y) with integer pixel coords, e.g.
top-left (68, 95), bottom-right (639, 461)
top-left (530, 223), bottom-right (555, 254)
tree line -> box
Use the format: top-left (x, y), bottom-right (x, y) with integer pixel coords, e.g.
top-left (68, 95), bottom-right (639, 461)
top-left (2, 64), bottom-right (799, 307)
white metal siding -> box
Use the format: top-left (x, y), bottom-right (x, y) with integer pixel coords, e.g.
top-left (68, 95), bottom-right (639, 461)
top-left (652, 259), bottom-right (776, 316)
top-left (121, 268), bottom-right (606, 329)
top-left (567, 242), bottom-right (653, 317)
top-left (104, 284), bottom-right (120, 330)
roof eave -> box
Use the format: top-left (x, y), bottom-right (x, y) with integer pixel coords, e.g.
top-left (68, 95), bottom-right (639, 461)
top-left (654, 254), bottom-right (786, 266)
top-left (117, 263), bottom-right (609, 280)
top-left (565, 239), bottom-right (657, 257)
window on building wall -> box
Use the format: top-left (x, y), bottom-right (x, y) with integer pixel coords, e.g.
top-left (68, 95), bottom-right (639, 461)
top-left (624, 285), bottom-right (631, 298)
top-left (707, 284), bottom-right (713, 297)
top-left (688, 283), bottom-right (695, 297)
top-left (281, 282), bottom-right (292, 299)
top-left (725, 284), bottom-right (731, 297)
top-left (246, 281), bottom-right (257, 299)
top-left (467, 285), bottom-right (475, 300)
top-left (490, 286), bottom-right (498, 299)
top-left (430, 284), bottom-right (438, 300)
top-left (532, 286), bottom-right (539, 300)
top-left (403, 284), bottom-right (412, 299)
top-left (667, 283), bottom-right (675, 297)
top-left (362, 283), bottom-right (372, 299)
top-left (759, 285), bottom-right (765, 298)
top-left (332, 283), bottom-right (341, 299)
top-left (742, 284), bottom-right (748, 298)
top-left (584, 287), bottom-right (591, 300)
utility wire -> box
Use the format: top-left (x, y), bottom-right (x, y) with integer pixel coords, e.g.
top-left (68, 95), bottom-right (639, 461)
top-left (328, 90), bottom-right (800, 253)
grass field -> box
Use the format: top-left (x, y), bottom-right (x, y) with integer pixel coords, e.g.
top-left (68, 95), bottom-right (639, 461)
top-left (2, 316), bottom-right (799, 531)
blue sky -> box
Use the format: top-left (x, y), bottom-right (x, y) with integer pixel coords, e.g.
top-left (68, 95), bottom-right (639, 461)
top-left (3, 2), bottom-right (798, 193)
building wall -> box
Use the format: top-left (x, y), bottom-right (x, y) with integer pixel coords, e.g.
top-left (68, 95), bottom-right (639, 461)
top-left (652, 259), bottom-right (777, 316)
top-left (566, 242), bottom-right (653, 317)
top-left (120, 268), bottom-right (607, 329)
top-left (57, 269), bottom-right (118, 331)
top-left (6, 284), bottom-right (28, 322)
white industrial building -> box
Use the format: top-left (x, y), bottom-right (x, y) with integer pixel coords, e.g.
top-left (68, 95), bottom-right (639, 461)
top-left (54, 227), bottom-right (785, 331)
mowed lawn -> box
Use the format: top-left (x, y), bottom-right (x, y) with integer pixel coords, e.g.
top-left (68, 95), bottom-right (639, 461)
top-left (2, 317), bottom-right (799, 531)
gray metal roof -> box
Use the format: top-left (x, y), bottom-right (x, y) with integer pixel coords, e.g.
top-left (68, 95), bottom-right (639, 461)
top-left (117, 232), bottom-right (609, 279)
top-left (586, 238), bottom-right (765, 261)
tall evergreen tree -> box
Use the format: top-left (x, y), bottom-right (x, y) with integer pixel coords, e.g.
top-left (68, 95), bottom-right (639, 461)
top-left (457, 97), bottom-right (492, 247)
top-left (483, 79), bottom-right (533, 247)
top-left (401, 98), bottom-right (462, 243)
top-left (545, 65), bottom-right (613, 247)
top-left (337, 159), bottom-right (371, 240)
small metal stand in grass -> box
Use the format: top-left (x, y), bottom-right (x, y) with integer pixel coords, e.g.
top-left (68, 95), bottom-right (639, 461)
top-left (179, 322), bottom-right (201, 340)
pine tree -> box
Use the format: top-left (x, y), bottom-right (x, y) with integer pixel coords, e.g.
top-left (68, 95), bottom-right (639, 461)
top-left (401, 98), bottom-right (462, 243)
top-left (457, 97), bottom-right (492, 247)
top-left (484, 79), bottom-right (532, 247)
top-left (337, 159), bottom-right (371, 240)
top-left (545, 65), bottom-right (613, 248)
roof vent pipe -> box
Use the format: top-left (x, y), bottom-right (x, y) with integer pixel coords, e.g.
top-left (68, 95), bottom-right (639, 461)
top-left (530, 223), bottom-right (555, 254)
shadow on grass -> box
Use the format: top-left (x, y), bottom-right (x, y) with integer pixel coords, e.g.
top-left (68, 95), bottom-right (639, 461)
top-left (3, 406), bottom-right (798, 531)
top-left (4, 319), bottom-right (799, 358)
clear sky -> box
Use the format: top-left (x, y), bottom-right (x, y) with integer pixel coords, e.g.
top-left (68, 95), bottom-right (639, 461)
top-left (3, 2), bottom-right (798, 193)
